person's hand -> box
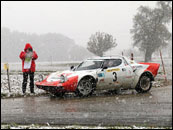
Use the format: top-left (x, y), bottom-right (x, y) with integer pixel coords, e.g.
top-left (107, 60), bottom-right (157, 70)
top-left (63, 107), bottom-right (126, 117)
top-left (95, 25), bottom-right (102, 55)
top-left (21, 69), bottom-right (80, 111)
top-left (26, 51), bottom-right (33, 58)
top-left (32, 53), bottom-right (34, 59)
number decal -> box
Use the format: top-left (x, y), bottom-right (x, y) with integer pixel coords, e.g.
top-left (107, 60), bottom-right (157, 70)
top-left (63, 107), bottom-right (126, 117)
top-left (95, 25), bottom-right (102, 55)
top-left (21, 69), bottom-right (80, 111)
top-left (112, 72), bottom-right (117, 82)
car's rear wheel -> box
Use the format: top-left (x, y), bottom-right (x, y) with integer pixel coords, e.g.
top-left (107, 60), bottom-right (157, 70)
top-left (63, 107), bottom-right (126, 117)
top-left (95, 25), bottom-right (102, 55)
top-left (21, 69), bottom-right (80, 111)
top-left (75, 77), bottom-right (96, 97)
top-left (135, 74), bottom-right (152, 93)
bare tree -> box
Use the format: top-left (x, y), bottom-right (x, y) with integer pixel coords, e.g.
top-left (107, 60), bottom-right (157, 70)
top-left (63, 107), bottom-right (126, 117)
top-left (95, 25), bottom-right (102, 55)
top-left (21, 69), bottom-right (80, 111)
top-left (131, 1), bottom-right (172, 62)
top-left (87, 32), bottom-right (117, 56)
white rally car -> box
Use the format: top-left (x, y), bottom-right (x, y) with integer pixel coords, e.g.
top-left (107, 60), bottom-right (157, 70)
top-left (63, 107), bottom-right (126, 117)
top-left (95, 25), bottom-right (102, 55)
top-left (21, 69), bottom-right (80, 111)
top-left (36, 56), bottom-right (160, 97)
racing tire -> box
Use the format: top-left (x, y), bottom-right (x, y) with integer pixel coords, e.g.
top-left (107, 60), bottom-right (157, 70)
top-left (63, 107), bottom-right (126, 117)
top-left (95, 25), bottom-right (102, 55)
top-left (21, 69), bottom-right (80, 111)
top-left (75, 76), bottom-right (96, 97)
top-left (135, 74), bottom-right (152, 93)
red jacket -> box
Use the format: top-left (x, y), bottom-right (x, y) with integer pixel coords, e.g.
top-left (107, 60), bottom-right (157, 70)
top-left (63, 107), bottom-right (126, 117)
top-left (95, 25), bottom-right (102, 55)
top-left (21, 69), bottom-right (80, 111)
top-left (19, 43), bottom-right (38, 72)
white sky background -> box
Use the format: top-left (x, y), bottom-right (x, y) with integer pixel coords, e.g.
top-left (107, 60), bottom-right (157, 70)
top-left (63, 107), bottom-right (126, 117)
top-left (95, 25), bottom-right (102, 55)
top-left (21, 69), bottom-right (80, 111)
top-left (1, 1), bottom-right (171, 53)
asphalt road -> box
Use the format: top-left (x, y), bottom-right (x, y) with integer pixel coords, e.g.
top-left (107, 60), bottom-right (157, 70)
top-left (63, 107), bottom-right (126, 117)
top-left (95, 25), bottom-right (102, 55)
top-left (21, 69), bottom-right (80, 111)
top-left (1, 86), bottom-right (172, 127)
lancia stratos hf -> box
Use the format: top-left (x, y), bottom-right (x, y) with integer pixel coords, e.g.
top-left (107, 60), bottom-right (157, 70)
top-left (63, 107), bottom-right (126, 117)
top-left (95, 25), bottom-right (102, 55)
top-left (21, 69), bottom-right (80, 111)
top-left (36, 56), bottom-right (160, 97)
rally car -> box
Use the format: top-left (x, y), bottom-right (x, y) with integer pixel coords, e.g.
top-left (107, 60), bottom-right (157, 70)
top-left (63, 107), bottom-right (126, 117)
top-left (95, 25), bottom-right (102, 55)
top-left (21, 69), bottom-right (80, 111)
top-left (36, 56), bottom-right (160, 97)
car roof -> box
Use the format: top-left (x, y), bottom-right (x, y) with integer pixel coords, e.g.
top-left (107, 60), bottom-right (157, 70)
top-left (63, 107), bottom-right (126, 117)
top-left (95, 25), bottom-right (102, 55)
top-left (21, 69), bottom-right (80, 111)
top-left (87, 55), bottom-right (124, 60)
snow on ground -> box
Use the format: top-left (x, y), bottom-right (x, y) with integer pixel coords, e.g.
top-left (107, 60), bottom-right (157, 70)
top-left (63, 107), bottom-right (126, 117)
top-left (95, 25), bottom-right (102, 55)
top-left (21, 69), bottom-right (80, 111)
top-left (1, 58), bottom-right (172, 98)
top-left (1, 74), bottom-right (47, 98)
top-left (1, 124), bottom-right (171, 129)
top-left (1, 71), bottom-right (171, 99)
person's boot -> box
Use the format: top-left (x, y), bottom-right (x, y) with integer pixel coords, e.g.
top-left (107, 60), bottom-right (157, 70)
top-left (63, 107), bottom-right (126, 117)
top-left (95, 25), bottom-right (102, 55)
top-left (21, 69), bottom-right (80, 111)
top-left (22, 92), bottom-right (26, 97)
top-left (22, 84), bottom-right (27, 97)
top-left (30, 85), bottom-right (35, 95)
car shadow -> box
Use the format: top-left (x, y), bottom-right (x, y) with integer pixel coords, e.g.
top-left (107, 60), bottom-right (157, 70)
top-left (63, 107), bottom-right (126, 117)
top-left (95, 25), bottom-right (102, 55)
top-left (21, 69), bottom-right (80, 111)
top-left (48, 88), bottom-right (152, 101)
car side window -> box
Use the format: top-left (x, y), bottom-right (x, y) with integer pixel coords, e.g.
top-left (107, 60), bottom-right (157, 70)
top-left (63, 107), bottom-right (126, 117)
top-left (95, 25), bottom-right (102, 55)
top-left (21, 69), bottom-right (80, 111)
top-left (103, 59), bottom-right (122, 68)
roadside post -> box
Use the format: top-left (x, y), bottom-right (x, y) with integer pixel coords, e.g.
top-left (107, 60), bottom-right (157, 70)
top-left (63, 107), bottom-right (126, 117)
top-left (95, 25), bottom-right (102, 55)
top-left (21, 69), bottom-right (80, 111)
top-left (159, 50), bottom-right (167, 83)
top-left (4, 63), bottom-right (11, 92)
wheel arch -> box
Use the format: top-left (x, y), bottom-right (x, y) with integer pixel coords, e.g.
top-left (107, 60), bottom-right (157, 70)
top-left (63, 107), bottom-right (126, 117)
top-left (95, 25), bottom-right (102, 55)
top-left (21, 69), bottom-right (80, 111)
top-left (140, 71), bottom-right (154, 81)
top-left (75, 75), bottom-right (97, 97)
top-left (77, 75), bottom-right (97, 88)
top-left (135, 71), bottom-right (154, 93)
top-left (133, 70), bottom-right (154, 88)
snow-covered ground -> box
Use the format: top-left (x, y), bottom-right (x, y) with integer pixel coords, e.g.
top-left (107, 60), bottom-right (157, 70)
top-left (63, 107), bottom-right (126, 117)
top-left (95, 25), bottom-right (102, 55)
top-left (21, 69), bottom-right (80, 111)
top-left (1, 124), bottom-right (171, 129)
top-left (1, 74), bottom-right (48, 98)
top-left (1, 58), bottom-right (172, 98)
top-left (1, 70), bottom-right (171, 99)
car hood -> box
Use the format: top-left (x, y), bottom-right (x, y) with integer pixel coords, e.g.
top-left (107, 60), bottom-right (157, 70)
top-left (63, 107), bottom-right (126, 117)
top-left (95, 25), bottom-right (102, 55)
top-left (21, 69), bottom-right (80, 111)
top-left (46, 69), bottom-right (97, 82)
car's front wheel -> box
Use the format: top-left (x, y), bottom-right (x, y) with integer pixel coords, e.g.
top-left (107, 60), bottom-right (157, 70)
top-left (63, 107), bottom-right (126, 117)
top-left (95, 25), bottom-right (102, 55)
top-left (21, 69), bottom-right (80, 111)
top-left (75, 77), bottom-right (96, 97)
top-left (135, 74), bottom-right (152, 93)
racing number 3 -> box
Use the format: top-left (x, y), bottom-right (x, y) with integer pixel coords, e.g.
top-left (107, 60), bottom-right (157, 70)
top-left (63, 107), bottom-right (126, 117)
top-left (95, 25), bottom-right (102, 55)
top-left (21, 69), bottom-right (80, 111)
top-left (112, 72), bottom-right (117, 82)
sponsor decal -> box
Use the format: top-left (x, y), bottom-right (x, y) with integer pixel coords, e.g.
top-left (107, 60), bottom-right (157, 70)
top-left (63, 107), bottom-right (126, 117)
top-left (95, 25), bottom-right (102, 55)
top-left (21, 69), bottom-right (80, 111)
top-left (112, 72), bottom-right (117, 82)
top-left (107, 68), bottom-right (120, 72)
top-left (99, 79), bottom-right (104, 82)
top-left (130, 61), bottom-right (134, 64)
top-left (126, 76), bottom-right (133, 78)
top-left (97, 73), bottom-right (105, 77)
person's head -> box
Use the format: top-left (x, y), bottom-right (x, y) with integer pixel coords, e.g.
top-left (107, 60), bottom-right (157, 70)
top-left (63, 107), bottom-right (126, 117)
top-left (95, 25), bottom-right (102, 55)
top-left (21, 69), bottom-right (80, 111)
top-left (24, 43), bottom-right (33, 52)
top-left (27, 48), bottom-right (33, 52)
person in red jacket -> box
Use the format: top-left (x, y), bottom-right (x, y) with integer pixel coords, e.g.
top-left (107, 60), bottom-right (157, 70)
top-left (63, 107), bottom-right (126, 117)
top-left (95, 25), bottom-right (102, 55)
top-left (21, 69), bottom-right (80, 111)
top-left (19, 43), bottom-right (38, 94)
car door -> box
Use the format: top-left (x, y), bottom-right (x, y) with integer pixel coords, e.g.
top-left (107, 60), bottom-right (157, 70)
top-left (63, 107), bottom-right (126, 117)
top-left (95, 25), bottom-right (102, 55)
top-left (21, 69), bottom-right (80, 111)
top-left (100, 58), bottom-right (135, 90)
top-left (121, 57), bottom-right (135, 88)
top-left (96, 68), bottom-right (108, 90)
top-left (104, 65), bottom-right (123, 89)
top-left (97, 59), bottom-right (124, 90)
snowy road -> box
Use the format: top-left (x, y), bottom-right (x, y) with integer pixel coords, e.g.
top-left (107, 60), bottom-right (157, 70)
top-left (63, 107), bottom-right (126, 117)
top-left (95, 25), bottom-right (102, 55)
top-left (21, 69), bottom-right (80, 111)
top-left (1, 86), bottom-right (172, 127)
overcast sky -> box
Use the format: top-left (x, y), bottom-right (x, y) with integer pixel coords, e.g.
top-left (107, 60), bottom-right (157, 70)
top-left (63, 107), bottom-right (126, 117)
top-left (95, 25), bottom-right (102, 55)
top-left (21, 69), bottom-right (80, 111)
top-left (2, 1), bottom-right (170, 52)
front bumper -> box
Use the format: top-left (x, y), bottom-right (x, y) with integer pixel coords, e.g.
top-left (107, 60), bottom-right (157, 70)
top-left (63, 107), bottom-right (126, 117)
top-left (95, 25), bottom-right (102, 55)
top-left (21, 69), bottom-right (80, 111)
top-left (37, 85), bottom-right (65, 93)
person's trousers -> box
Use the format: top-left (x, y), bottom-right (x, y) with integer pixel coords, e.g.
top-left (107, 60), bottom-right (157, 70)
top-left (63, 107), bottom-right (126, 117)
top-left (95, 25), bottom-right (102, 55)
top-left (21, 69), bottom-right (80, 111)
top-left (22, 71), bottom-right (34, 93)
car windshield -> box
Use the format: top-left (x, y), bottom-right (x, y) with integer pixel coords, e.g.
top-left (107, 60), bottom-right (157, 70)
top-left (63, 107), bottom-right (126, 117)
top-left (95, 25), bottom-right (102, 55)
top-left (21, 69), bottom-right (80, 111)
top-left (75, 60), bottom-right (103, 71)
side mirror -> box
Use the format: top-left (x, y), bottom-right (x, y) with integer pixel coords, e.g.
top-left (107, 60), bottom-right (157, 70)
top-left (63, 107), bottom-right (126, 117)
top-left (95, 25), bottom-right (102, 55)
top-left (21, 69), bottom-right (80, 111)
top-left (70, 66), bottom-right (74, 70)
top-left (133, 68), bottom-right (137, 72)
top-left (101, 66), bottom-right (108, 71)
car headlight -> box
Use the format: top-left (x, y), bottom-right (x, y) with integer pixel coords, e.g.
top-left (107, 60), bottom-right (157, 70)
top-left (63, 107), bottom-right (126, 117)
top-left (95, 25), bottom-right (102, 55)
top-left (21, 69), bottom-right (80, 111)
top-left (59, 75), bottom-right (68, 83)
top-left (39, 74), bottom-right (44, 82)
